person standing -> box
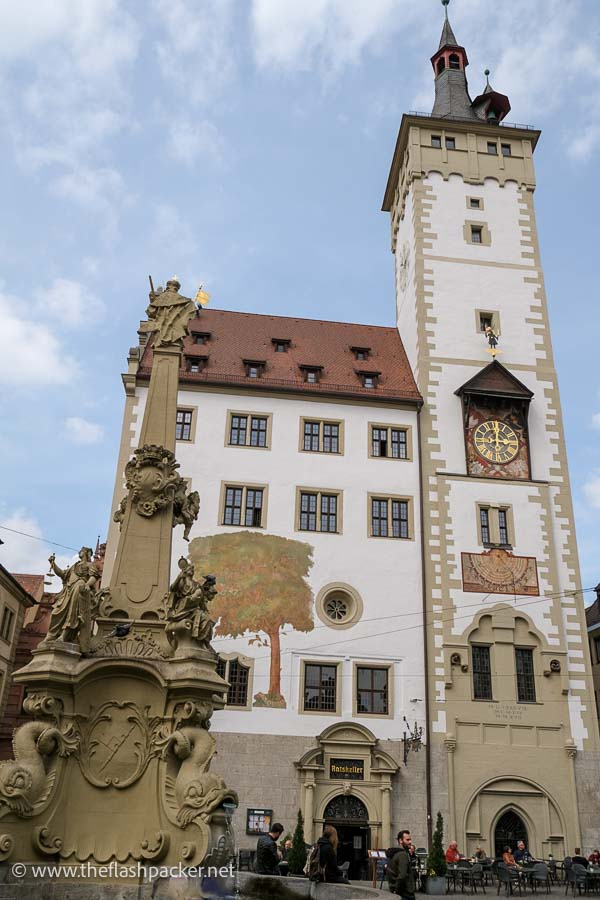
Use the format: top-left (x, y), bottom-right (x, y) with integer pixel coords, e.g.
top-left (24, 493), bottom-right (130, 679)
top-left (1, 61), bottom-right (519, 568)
top-left (256, 823), bottom-right (284, 875)
top-left (316, 825), bottom-right (346, 883)
top-left (388, 830), bottom-right (416, 900)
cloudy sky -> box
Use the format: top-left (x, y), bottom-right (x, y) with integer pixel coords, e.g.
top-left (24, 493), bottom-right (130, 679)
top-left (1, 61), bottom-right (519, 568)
top-left (1, 0), bottom-right (599, 593)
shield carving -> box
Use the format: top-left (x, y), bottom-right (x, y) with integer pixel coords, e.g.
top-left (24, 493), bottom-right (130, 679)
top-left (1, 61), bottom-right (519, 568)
top-left (78, 701), bottom-right (160, 789)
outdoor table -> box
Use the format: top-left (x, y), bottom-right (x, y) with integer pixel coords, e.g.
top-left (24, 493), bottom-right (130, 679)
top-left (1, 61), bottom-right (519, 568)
top-left (587, 865), bottom-right (600, 892)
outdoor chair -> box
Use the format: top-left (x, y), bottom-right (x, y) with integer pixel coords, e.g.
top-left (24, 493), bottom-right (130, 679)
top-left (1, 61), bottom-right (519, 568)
top-left (497, 862), bottom-right (523, 897)
top-left (531, 863), bottom-right (551, 894)
top-left (564, 863), bottom-right (589, 897)
top-left (462, 862), bottom-right (486, 894)
top-left (547, 860), bottom-right (558, 885)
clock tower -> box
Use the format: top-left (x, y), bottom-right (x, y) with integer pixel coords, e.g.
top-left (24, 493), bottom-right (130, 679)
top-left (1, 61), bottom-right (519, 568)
top-left (383, 2), bottom-right (600, 853)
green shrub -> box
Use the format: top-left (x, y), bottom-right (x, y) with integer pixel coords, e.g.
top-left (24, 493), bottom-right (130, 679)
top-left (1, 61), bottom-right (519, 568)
top-left (427, 812), bottom-right (447, 877)
top-left (287, 810), bottom-right (308, 875)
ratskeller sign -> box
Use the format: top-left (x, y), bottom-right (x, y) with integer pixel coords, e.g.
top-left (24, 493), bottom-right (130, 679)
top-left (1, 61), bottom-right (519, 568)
top-left (329, 758), bottom-right (365, 780)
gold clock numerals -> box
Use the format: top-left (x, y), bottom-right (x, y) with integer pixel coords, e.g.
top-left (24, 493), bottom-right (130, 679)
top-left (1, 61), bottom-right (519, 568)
top-left (473, 419), bottom-right (519, 464)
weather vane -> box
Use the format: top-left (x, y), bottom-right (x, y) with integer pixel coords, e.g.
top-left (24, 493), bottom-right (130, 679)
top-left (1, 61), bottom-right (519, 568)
top-left (194, 284), bottom-right (211, 309)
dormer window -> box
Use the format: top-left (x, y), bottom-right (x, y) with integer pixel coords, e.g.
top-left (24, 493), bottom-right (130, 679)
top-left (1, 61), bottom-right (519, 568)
top-left (272, 338), bottom-right (291, 353)
top-left (351, 346), bottom-right (370, 362)
top-left (191, 332), bottom-right (211, 345)
top-left (243, 360), bottom-right (265, 379)
top-left (300, 365), bottom-right (323, 384)
top-left (358, 371), bottom-right (380, 389)
top-left (185, 356), bottom-right (207, 374)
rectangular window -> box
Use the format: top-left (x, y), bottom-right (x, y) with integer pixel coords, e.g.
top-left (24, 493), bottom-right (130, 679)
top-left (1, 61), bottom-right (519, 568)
top-left (303, 421), bottom-right (320, 452)
top-left (471, 225), bottom-right (483, 244)
top-left (501, 143), bottom-right (512, 157)
top-left (479, 312), bottom-right (493, 332)
top-left (245, 489), bottom-right (263, 527)
top-left (371, 497), bottom-right (410, 539)
top-left (217, 657), bottom-right (251, 707)
top-left (244, 360), bottom-right (265, 378)
top-left (176, 409), bottom-right (193, 441)
top-left (192, 332), bottom-right (210, 345)
top-left (363, 375), bottom-right (376, 388)
top-left (227, 412), bottom-right (271, 449)
top-left (356, 666), bottom-right (389, 715)
top-left (470, 198), bottom-right (482, 210)
top-left (472, 645), bottom-right (493, 700)
top-left (222, 485), bottom-right (264, 528)
top-left (304, 663), bottom-right (337, 712)
top-left (249, 416), bottom-right (268, 448)
top-left (480, 507), bottom-right (491, 544)
top-left (299, 491), bottom-right (340, 533)
top-left (301, 419), bottom-right (342, 454)
top-left (445, 136), bottom-right (456, 150)
top-left (370, 424), bottom-right (409, 459)
top-left (0, 606), bottom-right (15, 643)
top-left (487, 141), bottom-right (498, 155)
top-left (498, 508), bottom-right (509, 545)
top-left (431, 135), bottom-right (442, 148)
top-left (516, 648), bottom-right (536, 703)
top-left (186, 357), bottom-right (205, 374)
top-left (229, 415), bottom-right (248, 446)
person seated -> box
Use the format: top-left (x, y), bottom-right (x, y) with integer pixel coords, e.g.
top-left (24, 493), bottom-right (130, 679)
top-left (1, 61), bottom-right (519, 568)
top-left (502, 847), bottom-right (518, 869)
top-left (474, 846), bottom-right (486, 861)
top-left (588, 850), bottom-right (600, 866)
top-left (572, 848), bottom-right (589, 868)
top-left (446, 841), bottom-right (461, 864)
top-left (514, 841), bottom-right (535, 865)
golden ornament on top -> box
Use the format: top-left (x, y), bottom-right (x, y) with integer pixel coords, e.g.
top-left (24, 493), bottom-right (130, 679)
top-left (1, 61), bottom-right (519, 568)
top-left (473, 419), bottom-right (519, 464)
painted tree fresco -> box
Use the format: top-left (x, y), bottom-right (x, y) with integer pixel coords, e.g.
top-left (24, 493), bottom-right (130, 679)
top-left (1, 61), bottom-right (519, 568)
top-left (189, 531), bottom-right (314, 708)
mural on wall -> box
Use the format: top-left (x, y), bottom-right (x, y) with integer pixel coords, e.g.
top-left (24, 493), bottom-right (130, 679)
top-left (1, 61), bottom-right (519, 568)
top-left (461, 548), bottom-right (539, 596)
top-left (189, 531), bottom-right (314, 708)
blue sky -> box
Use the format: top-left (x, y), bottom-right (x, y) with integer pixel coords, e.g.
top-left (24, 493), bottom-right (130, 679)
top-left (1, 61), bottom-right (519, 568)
top-left (1, 0), bottom-right (599, 594)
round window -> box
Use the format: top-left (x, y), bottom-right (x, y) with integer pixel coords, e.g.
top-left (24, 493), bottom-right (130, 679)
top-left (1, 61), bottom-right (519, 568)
top-left (316, 584), bottom-right (363, 630)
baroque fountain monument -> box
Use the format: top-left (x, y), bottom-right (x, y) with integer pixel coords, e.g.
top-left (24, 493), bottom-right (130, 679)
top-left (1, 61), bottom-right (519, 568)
top-left (0, 280), bottom-right (237, 878)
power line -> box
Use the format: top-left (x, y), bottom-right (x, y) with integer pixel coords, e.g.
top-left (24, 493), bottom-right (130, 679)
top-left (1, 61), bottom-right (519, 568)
top-left (0, 524), bottom-right (80, 553)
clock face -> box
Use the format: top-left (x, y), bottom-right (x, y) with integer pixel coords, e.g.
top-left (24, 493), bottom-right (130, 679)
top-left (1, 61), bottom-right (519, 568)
top-left (474, 419), bottom-right (519, 464)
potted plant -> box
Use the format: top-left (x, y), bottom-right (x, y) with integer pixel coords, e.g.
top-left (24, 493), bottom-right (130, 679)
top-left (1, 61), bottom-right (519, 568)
top-left (286, 810), bottom-right (309, 876)
top-left (425, 812), bottom-right (447, 895)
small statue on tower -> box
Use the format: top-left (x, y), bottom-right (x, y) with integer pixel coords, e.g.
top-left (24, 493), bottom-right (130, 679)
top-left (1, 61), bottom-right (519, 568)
top-left (41, 547), bottom-right (100, 652)
top-left (140, 278), bottom-right (197, 346)
top-left (484, 323), bottom-right (501, 357)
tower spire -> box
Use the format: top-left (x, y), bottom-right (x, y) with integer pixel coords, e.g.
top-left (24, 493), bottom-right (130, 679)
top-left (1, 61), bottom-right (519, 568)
top-left (431, 1), bottom-right (477, 120)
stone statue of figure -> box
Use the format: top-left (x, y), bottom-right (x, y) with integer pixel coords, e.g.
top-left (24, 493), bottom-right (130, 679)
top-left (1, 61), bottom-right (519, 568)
top-left (165, 559), bottom-right (216, 651)
top-left (173, 485), bottom-right (200, 541)
top-left (139, 278), bottom-right (197, 346)
top-left (42, 548), bottom-right (100, 652)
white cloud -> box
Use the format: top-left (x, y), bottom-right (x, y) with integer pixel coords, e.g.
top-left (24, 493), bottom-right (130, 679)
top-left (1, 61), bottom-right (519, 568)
top-left (0, 510), bottom-right (73, 585)
top-left (591, 413), bottom-right (600, 430)
top-left (251, 0), bottom-right (413, 72)
top-left (0, 0), bottom-right (139, 236)
top-left (0, 292), bottom-right (78, 387)
top-left (152, 0), bottom-right (236, 106)
top-left (151, 203), bottom-right (198, 262)
top-left (35, 278), bottom-right (105, 329)
top-left (583, 473), bottom-right (600, 510)
top-left (167, 120), bottom-right (227, 167)
top-left (65, 417), bottom-right (104, 445)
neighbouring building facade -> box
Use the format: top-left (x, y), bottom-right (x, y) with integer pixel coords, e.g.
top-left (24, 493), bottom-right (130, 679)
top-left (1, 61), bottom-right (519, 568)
top-left (103, 6), bottom-right (600, 869)
top-left (586, 588), bottom-right (600, 725)
top-left (0, 568), bottom-right (36, 726)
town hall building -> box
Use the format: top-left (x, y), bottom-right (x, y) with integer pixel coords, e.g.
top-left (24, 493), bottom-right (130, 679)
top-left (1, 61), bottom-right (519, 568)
top-left (103, 5), bottom-right (600, 872)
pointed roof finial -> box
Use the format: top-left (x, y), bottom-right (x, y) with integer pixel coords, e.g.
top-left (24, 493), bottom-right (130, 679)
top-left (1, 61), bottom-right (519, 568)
top-left (442, 0), bottom-right (450, 20)
top-left (484, 68), bottom-right (492, 93)
top-left (438, 0), bottom-right (459, 50)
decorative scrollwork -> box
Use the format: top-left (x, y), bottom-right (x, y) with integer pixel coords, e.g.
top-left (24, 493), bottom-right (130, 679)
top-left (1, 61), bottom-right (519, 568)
top-left (0, 833), bottom-right (14, 862)
top-left (139, 831), bottom-right (170, 861)
top-left (32, 825), bottom-right (63, 856)
top-left (124, 445), bottom-right (183, 519)
top-left (23, 694), bottom-right (64, 724)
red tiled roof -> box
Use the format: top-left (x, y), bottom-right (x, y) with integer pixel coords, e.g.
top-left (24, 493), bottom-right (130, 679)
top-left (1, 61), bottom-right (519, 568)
top-left (11, 574), bottom-right (44, 602)
top-left (138, 308), bottom-right (421, 404)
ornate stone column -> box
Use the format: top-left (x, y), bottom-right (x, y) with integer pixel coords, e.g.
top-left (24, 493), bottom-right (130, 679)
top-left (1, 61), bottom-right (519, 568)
top-left (565, 741), bottom-right (582, 849)
top-left (380, 784), bottom-right (392, 849)
top-left (304, 782), bottom-right (315, 844)
top-left (445, 733), bottom-right (457, 841)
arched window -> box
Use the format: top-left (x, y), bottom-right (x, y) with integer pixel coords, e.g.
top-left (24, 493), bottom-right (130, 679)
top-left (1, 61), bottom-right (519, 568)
top-left (437, 57), bottom-right (446, 74)
top-left (449, 53), bottom-right (461, 70)
top-left (495, 810), bottom-right (528, 857)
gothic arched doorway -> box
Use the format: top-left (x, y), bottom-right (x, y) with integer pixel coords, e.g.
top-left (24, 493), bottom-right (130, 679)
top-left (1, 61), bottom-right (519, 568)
top-left (324, 794), bottom-right (369, 880)
top-left (494, 810), bottom-right (528, 857)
